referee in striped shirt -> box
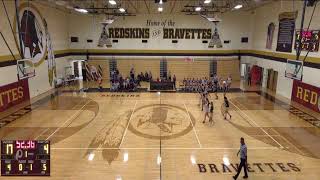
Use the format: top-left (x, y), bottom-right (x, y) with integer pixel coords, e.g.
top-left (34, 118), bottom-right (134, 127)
top-left (233, 137), bottom-right (248, 179)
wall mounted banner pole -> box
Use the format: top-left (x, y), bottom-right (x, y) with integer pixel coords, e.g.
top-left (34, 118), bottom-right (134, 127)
top-left (2, 0), bottom-right (21, 58)
top-left (15, 0), bottom-right (24, 59)
top-left (296, 0), bottom-right (307, 60)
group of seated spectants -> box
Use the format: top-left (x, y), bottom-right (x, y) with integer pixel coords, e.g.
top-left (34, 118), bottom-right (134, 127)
top-left (182, 74), bottom-right (232, 93)
top-left (110, 68), bottom-right (153, 92)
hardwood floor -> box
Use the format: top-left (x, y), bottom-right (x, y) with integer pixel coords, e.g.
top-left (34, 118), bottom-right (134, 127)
top-left (0, 91), bottom-right (320, 179)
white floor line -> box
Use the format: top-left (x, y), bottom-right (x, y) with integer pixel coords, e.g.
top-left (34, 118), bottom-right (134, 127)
top-left (271, 128), bottom-right (304, 155)
top-left (93, 99), bottom-right (202, 102)
top-left (51, 147), bottom-right (278, 150)
top-left (183, 103), bottom-right (202, 148)
top-left (35, 128), bottom-right (50, 140)
top-left (45, 100), bottom-right (91, 140)
top-left (118, 101), bottom-right (138, 148)
top-left (229, 99), bottom-right (284, 149)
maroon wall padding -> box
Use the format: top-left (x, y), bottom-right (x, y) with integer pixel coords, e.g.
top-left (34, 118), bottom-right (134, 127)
top-left (0, 79), bottom-right (30, 112)
top-left (292, 80), bottom-right (320, 113)
top-left (250, 65), bottom-right (262, 85)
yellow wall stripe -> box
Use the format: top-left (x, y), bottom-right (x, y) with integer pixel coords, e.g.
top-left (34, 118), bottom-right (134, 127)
top-left (0, 49), bottom-right (319, 64)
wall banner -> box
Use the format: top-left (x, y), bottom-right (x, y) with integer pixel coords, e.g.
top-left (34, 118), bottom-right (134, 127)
top-left (291, 80), bottom-right (320, 113)
top-left (98, 18), bottom-right (222, 48)
top-left (276, 12), bottom-right (297, 52)
top-left (0, 79), bottom-right (30, 112)
top-left (266, 22), bottom-right (275, 49)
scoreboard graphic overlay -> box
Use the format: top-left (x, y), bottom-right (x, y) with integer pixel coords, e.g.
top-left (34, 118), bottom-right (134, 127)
top-left (1, 140), bottom-right (50, 176)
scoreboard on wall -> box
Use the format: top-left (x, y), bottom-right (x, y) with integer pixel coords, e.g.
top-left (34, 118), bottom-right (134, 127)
top-left (1, 140), bottom-right (50, 176)
top-left (294, 30), bottom-right (320, 52)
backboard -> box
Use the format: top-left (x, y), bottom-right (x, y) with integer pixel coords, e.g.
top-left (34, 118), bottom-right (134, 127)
top-left (285, 59), bottom-right (303, 81)
top-left (17, 59), bottom-right (35, 80)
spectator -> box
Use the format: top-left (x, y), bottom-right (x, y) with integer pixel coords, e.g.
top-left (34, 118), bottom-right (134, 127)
top-left (247, 70), bottom-right (251, 86)
top-left (149, 71), bottom-right (152, 81)
top-left (173, 74), bottom-right (176, 89)
top-left (227, 75), bottom-right (232, 91)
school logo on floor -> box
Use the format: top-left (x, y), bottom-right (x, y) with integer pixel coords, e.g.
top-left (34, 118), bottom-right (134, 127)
top-left (128, 104), bottom-right (196, 140)
top-left (197, 162), bottom-right (301, 174)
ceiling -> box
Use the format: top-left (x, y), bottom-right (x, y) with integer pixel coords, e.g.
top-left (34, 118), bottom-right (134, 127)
top-left (39, 0), bottom-right (275, 16)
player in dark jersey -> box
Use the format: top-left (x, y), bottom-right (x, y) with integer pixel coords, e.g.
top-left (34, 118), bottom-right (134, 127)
top-left (223, 96), bottom-right (232, 120)
top-left (209, 101), bottom-right (214, 125)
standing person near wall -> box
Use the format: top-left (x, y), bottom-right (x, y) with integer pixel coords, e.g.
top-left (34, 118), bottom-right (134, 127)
top-left (173, 74), bottom-right (176, 89)
top-left (98, 77), bottom-right (102, 91)
top-left (227, 75), bottom-right (232, 91)
top-left (247, 70), bottom-right (251, 86)
top-left (233, 137), bottom-right (248, 179)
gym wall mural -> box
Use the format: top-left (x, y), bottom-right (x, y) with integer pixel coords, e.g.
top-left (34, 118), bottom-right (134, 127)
top-left (98, 18), bottom-right (222, 48)
top-left (15, 3), bottom-right (56, 86)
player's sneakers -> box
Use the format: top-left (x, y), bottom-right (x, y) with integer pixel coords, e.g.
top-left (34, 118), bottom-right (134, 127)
top-left (243, 175), bottom-right (248, 179)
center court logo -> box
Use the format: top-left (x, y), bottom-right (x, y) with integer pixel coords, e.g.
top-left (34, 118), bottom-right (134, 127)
top-left (128, 104), bottom-right (196, 140)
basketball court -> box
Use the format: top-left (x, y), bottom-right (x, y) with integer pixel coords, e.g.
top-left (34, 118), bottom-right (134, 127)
top-left (0, 0), bottom-right (320, 179)
top-left (0, 89), bottom-right (319, 179)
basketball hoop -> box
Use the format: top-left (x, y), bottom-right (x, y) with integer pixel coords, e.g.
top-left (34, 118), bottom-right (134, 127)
top-left (17, 59), bottom-right (36, 80)
top-left (285, 59), bottom-right (303, 81)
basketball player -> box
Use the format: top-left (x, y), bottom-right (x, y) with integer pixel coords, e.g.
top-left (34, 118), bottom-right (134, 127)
top-left (209, 101), bottom-right (214, 124)
top-left (213, 74), bottom-right (219, 99)
top-left (222, 80), bottom-right (227, 96)
top-left (201, 93), bottom-right (206, 111)
top-left (227, 75), bottom-right (232, 91)
top-left (203, 99), bottom-right (210, 123)
top-left (223, 96), bottom-right (232, 120)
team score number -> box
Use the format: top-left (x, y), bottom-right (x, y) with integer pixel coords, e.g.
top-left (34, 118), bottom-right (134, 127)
top-left (44, 144), bottom-right (49, 154)
top-left (5, 143), bottom-right (13, 155)
top-left (8, 163), bottom-right (33, 171)
top-left (5, 162), bottom-right (47, 172)
top-left (42, 163), bottom-right (47, 171)
top-left (6, 163), bottom-right (11, 171)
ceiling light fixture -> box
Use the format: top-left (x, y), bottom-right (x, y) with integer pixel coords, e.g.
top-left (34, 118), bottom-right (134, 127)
top-left (109, 0), bottom-right (116, 5)
top-left (74, 8), bottom-right (88, 14)
top-left (158, 7), bottom-right (163, 12)
top-left (204, 0), bottom-right (211, 4)
top-left (119, 8), bottom-right (125, 12)
top-left (195, 7), bottom-right (202, 11)
top-left (159, 0), bottom-right (163, 4)
top-left (234, 4), bottom-right (243, 9)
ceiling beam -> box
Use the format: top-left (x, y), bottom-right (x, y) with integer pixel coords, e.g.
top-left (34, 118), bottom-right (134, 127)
top-left (143, 0), bottom-right (150, 14)
top-left (128, 0), bottom-right (139, 14)
top-left (170, 0), bottom-right (177, 14)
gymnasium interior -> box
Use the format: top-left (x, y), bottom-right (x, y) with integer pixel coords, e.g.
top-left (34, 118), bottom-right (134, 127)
top-left (0, 0), bottom-right (320, 179)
